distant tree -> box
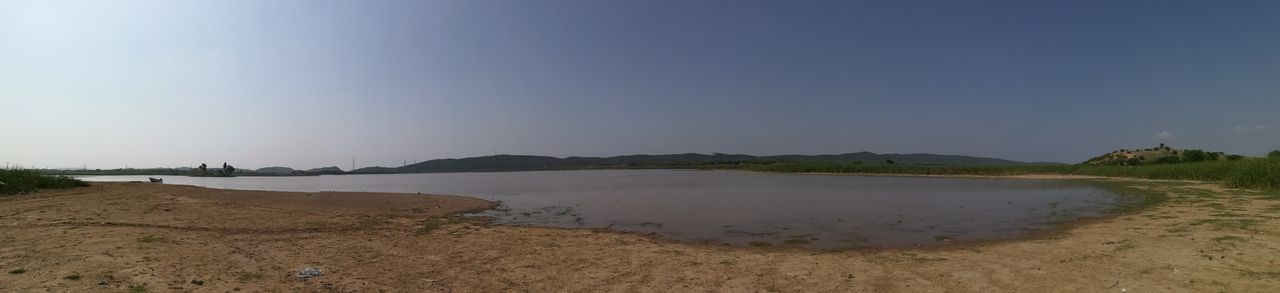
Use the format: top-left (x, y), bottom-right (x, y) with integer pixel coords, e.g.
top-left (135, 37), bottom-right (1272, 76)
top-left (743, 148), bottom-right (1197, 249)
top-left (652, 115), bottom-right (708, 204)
top-left (198, 163), bottom-right (207, 173)
top-left (885, 159), bottom-right (895, 165)
top-left (1182, 149), bottom-right (1207, 163)
top-left (1226, 155), bottom-right (1244, 161)
top-left (1154, 156), bottom-right (1182, 164)
top-left (1125, 158), bottom-right (1141, 165)
top-left (1269, 150), bottom-right (1280, 160)
top-left (1207, 152), bottom-right (1221, 161)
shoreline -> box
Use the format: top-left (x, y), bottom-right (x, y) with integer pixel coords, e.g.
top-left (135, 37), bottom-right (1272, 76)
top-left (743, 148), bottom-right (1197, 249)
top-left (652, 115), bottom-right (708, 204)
top-left (70, 174), bottom-right (1191, 252)
top-left (3, 181), bottom-right (1278, 291)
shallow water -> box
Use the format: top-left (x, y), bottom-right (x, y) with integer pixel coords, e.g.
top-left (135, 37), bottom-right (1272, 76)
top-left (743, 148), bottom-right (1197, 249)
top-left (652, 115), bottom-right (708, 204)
top-left (80, 170), bottom-right (1143, 249)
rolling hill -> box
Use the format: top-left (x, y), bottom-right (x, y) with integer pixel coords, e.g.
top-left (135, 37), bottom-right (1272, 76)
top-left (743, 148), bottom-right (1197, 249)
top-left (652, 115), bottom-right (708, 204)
top-left (351, 152), bottom-right (1036, 174)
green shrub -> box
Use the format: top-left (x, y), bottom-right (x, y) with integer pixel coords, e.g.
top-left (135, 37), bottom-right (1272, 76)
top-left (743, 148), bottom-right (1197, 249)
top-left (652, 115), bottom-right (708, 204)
top-left (1182, 149), bottom-right (1208, 163)
top-left (0, 170), bottom-right (88, 195)
top-left (1154, 156), bottom-right (1182, 164)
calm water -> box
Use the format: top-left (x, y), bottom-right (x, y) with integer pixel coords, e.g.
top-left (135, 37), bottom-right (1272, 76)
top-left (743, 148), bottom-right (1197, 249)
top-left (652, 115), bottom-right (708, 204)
top-left (80, 170), bottom-right (1142, 249)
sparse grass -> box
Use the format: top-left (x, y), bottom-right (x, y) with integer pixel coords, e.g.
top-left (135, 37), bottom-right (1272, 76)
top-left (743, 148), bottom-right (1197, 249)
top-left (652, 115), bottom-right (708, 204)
top-left (8, 268), bottom-right (27, 274)
top-left (235, 272), bottom-right (264, 282)
top-left (900, 253), bottom-right (948, 262)
top-left (1200, 203), bottom-right (1227, 210)
top-left (1209, 212), bottom-right (1247, 218)
top-left (136, 235), bottom-right (169, 244)
top-left (127, 285), bottom-right (149, 293)
top-left (782, 239), bottom-right (810, 245)
top-left (415, 218), bottom-right (446, 235)
top-left (1191, 219), bottom-right (1261, 230)
top-left (747, 241), bottom-right (773, 247)
top-left (0, 169), bottom-right (88, 195)
top-left (1239, 270), bottom-right (1280, 280)
top-left (1113, 242), bottom-right (1137, 252)
top-left (63, 274), bottom-right (81, 280)
top-left (355, 215), bottom-right (391, 228)
top-left (1213, 236), bottom-right (1246, 243)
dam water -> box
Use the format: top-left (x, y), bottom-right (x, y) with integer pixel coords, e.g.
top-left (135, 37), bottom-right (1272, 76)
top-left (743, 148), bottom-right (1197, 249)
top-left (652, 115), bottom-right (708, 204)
top-left (81, 170), bottom-right (1145, 249)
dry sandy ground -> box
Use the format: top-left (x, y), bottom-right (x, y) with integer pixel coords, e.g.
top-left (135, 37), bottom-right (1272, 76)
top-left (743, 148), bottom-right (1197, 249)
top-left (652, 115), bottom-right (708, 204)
top-left (2, 180), bottom-right (1279, 292)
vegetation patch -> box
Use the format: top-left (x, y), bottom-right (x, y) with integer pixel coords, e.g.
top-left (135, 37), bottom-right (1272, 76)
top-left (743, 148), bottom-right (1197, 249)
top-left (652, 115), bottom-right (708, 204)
top-left (415, 218), bottom-right (447, 235)
top-left (900, 253), bottom-right (948, 262)
top-left (1239, 270), bottom-right (1280, 280)
top-left (0, 169), bottom-right (87, 195)
top-left (1191, 219), bottom-right (1261, 230)
top-left (1113, 242), bottom-right (1137, 252)
top-left (705, 151), bottom-right (1280, 191)
top-left (1212, 236), bottom-right (1246, 243)
top-left (747, 241), bottom-right (773, 247)
top-left (8, 268), bottom-right (27, 274)
top-left (782, 239), bottom-right (810, 245)
top-left (236, 272), bottom-right (265, 282)
top-left (63, 274), bottom-right (81, 280)
top-left (136, 235), bottom-right (170, 244)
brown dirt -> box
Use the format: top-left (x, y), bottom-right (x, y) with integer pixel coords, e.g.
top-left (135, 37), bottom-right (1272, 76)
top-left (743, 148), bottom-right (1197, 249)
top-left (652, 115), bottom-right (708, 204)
top-left (2, 181), bottom-right (1279, 292)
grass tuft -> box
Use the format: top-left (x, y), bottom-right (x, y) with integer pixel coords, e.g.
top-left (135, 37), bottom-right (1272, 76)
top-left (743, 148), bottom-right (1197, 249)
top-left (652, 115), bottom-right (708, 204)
top-left (235, 272), bottom-right (264, 282)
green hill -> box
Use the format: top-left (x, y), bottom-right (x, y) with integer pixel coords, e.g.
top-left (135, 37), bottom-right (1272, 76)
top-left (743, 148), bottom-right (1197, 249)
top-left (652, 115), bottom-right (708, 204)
top-left (1083, 144), bottom-right (1240, 166)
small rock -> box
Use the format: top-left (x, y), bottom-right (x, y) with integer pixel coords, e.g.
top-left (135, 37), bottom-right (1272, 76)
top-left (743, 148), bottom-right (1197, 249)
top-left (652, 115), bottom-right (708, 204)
top-left (298, 268), bottom-right (323, 279)
top-left (191, 279), bottom-right (205, 286)
top-left (97, 279), bottom-right (109, 286)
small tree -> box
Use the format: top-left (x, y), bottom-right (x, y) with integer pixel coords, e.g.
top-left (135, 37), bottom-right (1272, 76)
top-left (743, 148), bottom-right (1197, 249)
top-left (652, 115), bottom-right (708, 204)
top-left (1227, 155), bottom-right (1244, 161)
top-left (1269, 150), bottom-right (1280, 160)
top-left (885, 159), bottom-right (895, 165)
top-left (1182, 149), bottom-right (1207, 163)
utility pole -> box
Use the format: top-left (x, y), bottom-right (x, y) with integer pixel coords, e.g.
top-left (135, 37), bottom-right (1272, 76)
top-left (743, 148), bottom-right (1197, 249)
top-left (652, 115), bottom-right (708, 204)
top-left (351, 157), bottom-right (355, 171)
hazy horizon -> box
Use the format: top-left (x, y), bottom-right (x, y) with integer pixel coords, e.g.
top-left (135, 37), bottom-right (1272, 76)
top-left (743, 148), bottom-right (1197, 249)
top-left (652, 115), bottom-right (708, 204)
top-left (4, 0), bottom-right (1278, 170)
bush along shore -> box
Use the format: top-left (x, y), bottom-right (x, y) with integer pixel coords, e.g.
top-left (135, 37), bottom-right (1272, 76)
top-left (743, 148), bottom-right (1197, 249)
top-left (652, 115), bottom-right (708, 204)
top-left (703, 155), bottom-right (1280, 191)
top-left (0, 169), bottom-right (88, 195)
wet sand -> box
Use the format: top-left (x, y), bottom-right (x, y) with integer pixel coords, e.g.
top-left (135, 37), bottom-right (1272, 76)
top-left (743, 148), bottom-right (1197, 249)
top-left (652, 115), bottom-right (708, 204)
top-left (2, 181), bottom-right (1278, 292)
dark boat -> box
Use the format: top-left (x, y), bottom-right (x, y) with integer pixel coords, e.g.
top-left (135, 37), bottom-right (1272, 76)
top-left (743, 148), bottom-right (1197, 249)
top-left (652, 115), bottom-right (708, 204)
top-left (148, 177), bottom-right (163, 183)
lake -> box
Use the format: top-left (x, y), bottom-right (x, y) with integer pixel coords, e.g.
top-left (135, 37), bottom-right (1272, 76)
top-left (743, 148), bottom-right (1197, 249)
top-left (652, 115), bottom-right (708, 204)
top-left (79, 170), bottom-right (1145, 249)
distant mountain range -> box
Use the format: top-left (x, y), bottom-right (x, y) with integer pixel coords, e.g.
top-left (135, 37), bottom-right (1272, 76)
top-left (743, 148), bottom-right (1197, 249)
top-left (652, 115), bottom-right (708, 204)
top-left (350, 152), bottom-right (1040, 174)
top-left (43, 152), bottom-right (1045, 176)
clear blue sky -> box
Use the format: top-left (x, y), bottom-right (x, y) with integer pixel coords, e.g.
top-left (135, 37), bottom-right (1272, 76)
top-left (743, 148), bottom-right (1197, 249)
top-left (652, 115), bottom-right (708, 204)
top-left (2, 0), bottom-right (1277, 169)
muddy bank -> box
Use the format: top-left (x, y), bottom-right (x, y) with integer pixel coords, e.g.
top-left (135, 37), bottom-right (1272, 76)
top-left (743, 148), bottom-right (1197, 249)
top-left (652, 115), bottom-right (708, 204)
top-left (1, 181), bottom-right (1278, 292)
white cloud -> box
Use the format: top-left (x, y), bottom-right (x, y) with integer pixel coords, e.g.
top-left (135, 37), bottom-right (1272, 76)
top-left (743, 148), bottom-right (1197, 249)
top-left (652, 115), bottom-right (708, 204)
top-left (1154, 131), bottom-right (1171, 139)
top-left (1232, 125), bottom-right (1271, 133)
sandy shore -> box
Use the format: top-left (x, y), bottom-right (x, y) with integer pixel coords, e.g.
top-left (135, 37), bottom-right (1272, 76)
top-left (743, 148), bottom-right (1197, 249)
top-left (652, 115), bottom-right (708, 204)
top-left (2, 181), bottom-right (1279, 292)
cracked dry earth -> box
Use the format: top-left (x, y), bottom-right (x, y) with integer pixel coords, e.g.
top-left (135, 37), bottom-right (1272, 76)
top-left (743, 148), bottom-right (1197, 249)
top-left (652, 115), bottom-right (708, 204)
top-left (1, 181), bottom-right (1279, 292)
